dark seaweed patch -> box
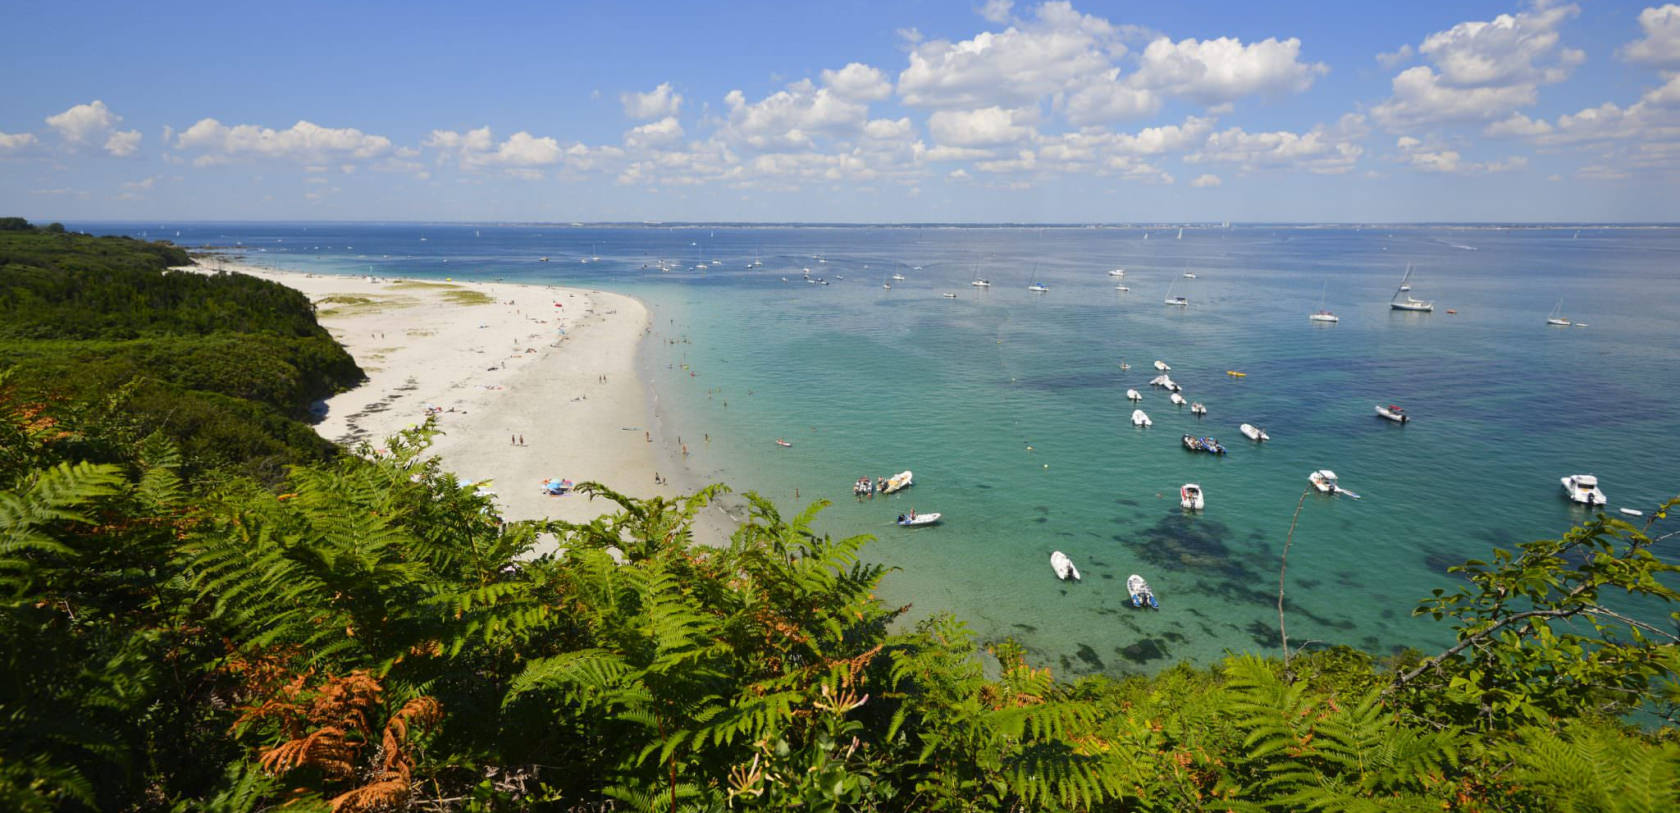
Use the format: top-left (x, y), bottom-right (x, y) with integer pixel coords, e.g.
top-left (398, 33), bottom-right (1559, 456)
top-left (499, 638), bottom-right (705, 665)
top-left (1075, 644), bottom-right (1106, 669)
top-left (1297, 578), bottom-right (1320, 589)
top-left (1119, 638), bottom-right (1170, 663)
top-left (1012, 623), bottom-right (1038, 633)
top-left (1246, 621), bottom-right (1282, 648)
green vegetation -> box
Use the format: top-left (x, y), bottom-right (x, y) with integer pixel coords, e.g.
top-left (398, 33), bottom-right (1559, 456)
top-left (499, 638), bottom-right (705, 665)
top-left (440, 289), bottom-right (495, 306)
top-left (0, 220), bottom-right (362, 479)
top-left (1, 217), bottom-right (1675, 810)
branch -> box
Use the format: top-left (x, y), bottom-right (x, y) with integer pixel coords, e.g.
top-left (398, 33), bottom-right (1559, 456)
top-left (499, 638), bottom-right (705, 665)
top-left (1278, 487), bottom-right (1310, 675)
top-left (1387, 607), bottom-right (1583, 693)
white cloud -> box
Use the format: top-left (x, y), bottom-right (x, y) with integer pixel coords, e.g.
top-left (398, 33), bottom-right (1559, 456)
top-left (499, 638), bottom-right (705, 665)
top-left (1377, 44), bottom-right (1415, 69)
top-left (0, 131), bottom-right (38, 153)
top-left (177, 118), bottom-right (392, 163)
top-left (105, 129), bottom-right (141, 157)
top-left (928, 106), bottom-right (1036, 146)
top-left (1061, 76), bottom-right (1160, 125)
top-left (423, 126), bottom-right (568, 169)
top-left (820, 63), bottom-right (892, 101)
top-left (864, 117), bottom-right (914, 140)
top-left (1373, 1), bottom-right (1583, 129)
top-left (1189, 173), bottom-right (1221, 187)
top-left (621, 82), bottom-right (683, 119)
top-left (1645, 72), bottom-right (1680, 105)
top-left (121, 175), bottom-right (160, 191)
top-left (1188, 114), bottom-right (1368, 174)
top-left (719, 80), bottom-right (871, 151)
top-left (625, 116), bottom-right (685, 150)
top-left (1130, 36), bottom-right (1328, 103)
top-left (46, 100), bottom-right (120, 144)
top-left (1393, 136), bottom-right (1528, 173)
top-left (948, 167), bottom-right (972, 179)
top-left (1620, 5), bottom-right (1680, 67)
top-left (979, 0), bottom-right (1015, 24)
top-left (897, 1), bottom-right (1120, 109)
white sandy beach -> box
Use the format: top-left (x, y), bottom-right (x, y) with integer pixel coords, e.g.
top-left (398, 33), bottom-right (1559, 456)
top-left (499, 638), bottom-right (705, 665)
top-left (194, 261), bottom-right (731, 548)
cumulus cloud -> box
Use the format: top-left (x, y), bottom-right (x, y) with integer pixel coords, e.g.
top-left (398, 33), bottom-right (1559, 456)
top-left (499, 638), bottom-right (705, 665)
top-left (105, 129), bottom-right (141, 157)
top-left (979, 0), bottom-right (1015, 24)
top-left (1393, 136), bottom-right (1528, 173)
top-left (624, 116), bottom-right (685, 150)
top-left (928, 106), bottom-right (1036, 146)
top-left (719, 80), bottom-right (870, 151)
top-left (1189, 173), bottom-right (1221, 187)
top-left (46, 100), bottom-right (121, 144)
top-left (1373, 1), bottom-right (1583, 129)
top-left (621, 83), bottom-right (683, 119)
top-left (423, 126), bottom-right (567, 169)
top-left (1377, 44), bottom-right (1415, 69)
top-left (176, 118), bottom-right (392, 164)
top-left (1061, 76), bottom-right (1160, 125)
top-left (1188, 114), bottom-right (1368, 174)
top-left (897, 1), bottom-right (1120, 108)
top-left (0, 131), bottom-right (38, 153)
top-left (1620, 4), bottom-right (1680, 67)
top-left (1129, 36), bottom-right (1328, 103)
top-left (820, 62), bottom-right (892, 101)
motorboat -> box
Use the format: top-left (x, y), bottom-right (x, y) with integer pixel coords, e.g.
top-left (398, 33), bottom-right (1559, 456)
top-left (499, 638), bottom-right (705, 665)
top-left (1182, 435), bottom-right (1225, 454)
top-left (1114, 285), bottom-right (1130, 291)
top-left (891, 273), bottom-right (906, 281)
top-left (1126, 574), bottom-right (1159, 609)
top-left (1309, 310), bottom-right (1340, 323)
top-left (775, 439), bottom-right (793, 447)
top-left (971, 279), bottom-right (992, 288)
top-left (1170, 392), bottom-right (1188, 406)
top-left (1126, 389), bottom-right (1142, 401)
top-left (1119, 361), bottom-right (1131, 370)
top-left (1239, 423), bottom-right (1269, 442)
top-left (1180, 483), bottom-right (1204, 511)
top-left (1375, 404), bottom-right (1410, 423)
top-left (1149, 374), bottom-right (1170, 387)
top-left (1182, 272), bottom-right (1197, 279)
top-left (1154, 360), bottom-right (1171, 371)
top-left (1051, 551), bottom-right (1081, 581)
top-left (1308, 469), bottom-right (1362, 498)
top-left (896, 511), bottom-right (942, 527)
top-left (881, 470), bottom-right (914, 494)
top-left (1560, 474), bottom-right (1606, 506)
top-left (1131, 409), bottom-right (1152, 427)
top-left (1226, 370), bottom-right (1246, 377)
top-left (1108, 268), bottom-right (1126, 277)
top-left (1190, 402), bottom-right (1207, 416)
top-left (942, 292), bottom-right (958, 298)
top-left (853, 478), bottom-right (875, 497)
top-left (1390, 265), bottom-right (1434, 312)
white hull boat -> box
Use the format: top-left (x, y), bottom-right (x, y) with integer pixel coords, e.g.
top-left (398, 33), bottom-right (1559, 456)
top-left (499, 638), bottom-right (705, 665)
top-left (1127, 574), bottom-right (1159, 609)
top-left (1051, 551), bottom-right (1081, 581)
top-left (1239, 423), bottom-right (1269, 442)
top-left (891, 273), bottom-right (906, 281)
top-left (1309, 311), bottom-right (1340, 323)
top-left (1131, 409), bottom-right (1152, 427)
top-left (1154, 360), bottom-right (1171, 371)
top-left (1309, 469), bottom-right (1361, 499)
top-left (1547, 299), bottom-right (1570, 326)
top-left (1560, 474), bottom-right (1606, 506)
top-left (1390, 265), bottom-right (1434, 312)
top-left (970, 279), bottom-right (991, 288)
top-left (881, 470), bottom-right (914, 494)
top-left (1149, 374), bottom-right (1170, 387)
top-left (1108, 268), bottom-right (1126, 277)
top-left (1126, 389), bottom-right (1142, 401)
top-left (1170, 392), bottom-right (1187, 406)
top-left (1180, 483), bottom-right (1204, 511)
top-left (1190, 402), bottom-right (1207, 416)
top-left (942, 292), bottom-right (958, 298)
top-left (1375, 404), bottom-right (1410, 423)
top-left (1028, 283), bottom-right (1049, 293)
top-left (1115, 285), bottom-right (1130, 291)
top-left (896, 511), bottom-right (942, 526)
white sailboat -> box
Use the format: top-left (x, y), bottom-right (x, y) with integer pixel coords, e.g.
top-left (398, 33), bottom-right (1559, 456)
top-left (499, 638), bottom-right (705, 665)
top-left (1027, 265), bottom-right (1049, 293)
top-left (1108, 268), bottom-right (1126, 277)
top-left (1309, 281), bottom-right (1339, 323)
top-left (1390, 265), bottom-right (1434, 312)
top-left (970, 262), bottom-right (991, 288)
top-left (1163, 278), bottom-right (1188, 307)
top-left (1176, 227), bottom-right (1183, 240)
top-left (1546, 299), bottom-right (1571, 326)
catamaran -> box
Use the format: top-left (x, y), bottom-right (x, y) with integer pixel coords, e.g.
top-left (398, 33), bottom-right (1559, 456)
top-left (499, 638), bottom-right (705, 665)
top-left (1390, 265), bottom-right (1434, 312)
top-left (1546, 299), bottom-right (1571, 326)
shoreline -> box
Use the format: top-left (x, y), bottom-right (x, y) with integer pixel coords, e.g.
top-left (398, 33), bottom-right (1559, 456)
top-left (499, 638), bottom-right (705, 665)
top-left (190, 260), bottom-right (736, 550)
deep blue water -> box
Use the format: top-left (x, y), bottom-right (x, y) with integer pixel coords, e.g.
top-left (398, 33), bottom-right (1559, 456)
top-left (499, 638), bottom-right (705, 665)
top-left (76, 221), bottom-right (1680, 676)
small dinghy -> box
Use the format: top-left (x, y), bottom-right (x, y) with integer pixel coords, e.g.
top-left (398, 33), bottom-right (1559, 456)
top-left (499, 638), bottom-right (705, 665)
top-left (1183, 435), bottom-right (1226, 454)
top-left (1240, 423), bottom-right (1269, 442)
top-left (1051, 551), bottom-right (1081, 581)
top-left (1149, 374), bottom-right (1170, 387)
top-left (1620, 507), bottom-right (1643, 517)
top-left (1171, 392), bottom-right (1188, 406)
top-left (1154, 360), bottom-right (1171, 371)
top-left (896, 511), bottom-right (942, 527)
top-left (1375, 404), bottom-right (1409, 424)
top-left (1180, 483), bottom-right (1204, 511)
top-left (1127, 574), bottom-right (1159, 609)
top-left (881, 470), bottom-right (914, 494)
top-left (776, 439), bottom-right (792, 447)
top-left (1190, 402), bottom-right (1207, 416)
top-left (1126, 389), bottom-right (1142, 401)
top-left (942, 292), bottom-right (958, 298)
top-left (1132, 409), bottom-right (1152, 427)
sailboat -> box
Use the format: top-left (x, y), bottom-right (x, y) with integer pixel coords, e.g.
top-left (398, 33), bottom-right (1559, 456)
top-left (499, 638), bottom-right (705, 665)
top-left (1027, 265), bottom-right (1049, 293)
top-left (1176, 227), bottom-right (1183, 240)
top-left (1163, 278), bottom-right (1188, 307)
top-left (1546, 299), bottom-right (1571, 326)
top-left (1390, 265), bottom-right (1434, 312)
top-left (970, 262), bottom-right (991, 288)
top-left (1309, 281), bottom-right (1339, 323)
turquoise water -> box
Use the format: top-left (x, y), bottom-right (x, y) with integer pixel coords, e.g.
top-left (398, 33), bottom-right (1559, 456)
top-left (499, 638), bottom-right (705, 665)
top-left (80, 222), bottom-right (1680, 676)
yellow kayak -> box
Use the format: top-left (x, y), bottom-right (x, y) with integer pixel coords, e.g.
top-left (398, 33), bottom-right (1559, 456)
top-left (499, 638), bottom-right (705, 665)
top-left (1226, 370), bottom-right (1247, 377)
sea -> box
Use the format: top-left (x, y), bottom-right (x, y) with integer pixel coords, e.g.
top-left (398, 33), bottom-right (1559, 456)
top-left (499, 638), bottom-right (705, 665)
top-left (73, 221), bottom-right (1680, 677)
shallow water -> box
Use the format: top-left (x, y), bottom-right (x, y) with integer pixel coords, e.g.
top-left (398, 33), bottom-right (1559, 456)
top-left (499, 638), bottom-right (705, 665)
top-left (81, 222), bottom-right (1680, 675)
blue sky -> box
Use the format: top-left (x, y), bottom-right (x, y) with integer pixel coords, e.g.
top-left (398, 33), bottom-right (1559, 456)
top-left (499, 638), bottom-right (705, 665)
top-left (3, 0), bottom-right (1678, 222)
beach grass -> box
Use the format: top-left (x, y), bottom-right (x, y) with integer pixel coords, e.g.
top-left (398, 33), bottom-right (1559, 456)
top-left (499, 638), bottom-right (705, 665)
top-left (441, 289), bottom-right (495, 305)
top-left (387, 281), bottom-right (459, 290)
